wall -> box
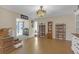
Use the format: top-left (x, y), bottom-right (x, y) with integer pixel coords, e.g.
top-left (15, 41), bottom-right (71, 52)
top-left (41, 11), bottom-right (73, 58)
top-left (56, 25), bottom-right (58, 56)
top-left (0, 7), bottom-right (34, 38)
top-left (29, 20), bottom-right (35, 38)
top-left (35, 15), bottom-right (76, 41)
top-left (53, 15), bottom-right (76, 40)
top-left (0, 7), bottom-right (19, 37)
top-left (0, 7), bottom-right (76, 40)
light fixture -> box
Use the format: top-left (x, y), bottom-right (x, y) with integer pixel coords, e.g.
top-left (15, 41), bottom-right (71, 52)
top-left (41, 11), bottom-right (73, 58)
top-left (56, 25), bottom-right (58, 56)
top-left (36, 6), bottom-right (46, 17)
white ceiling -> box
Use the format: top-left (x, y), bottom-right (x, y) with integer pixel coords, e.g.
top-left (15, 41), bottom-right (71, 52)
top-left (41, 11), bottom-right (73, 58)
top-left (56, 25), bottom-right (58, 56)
top-left (0, 5), bottom-right (76, 19)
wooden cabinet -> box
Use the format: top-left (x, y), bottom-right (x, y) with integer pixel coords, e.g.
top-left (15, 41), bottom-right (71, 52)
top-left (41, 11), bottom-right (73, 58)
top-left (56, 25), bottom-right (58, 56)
top-left (0, 28), bottom-right (16, 54)
top-left (55, 24), bottom-right (66, 40)
top-left (0, 37), bottom-right (15, 54)
top-left (38, 23), bottom-right (45, 38)
top-left (47, 22), bottom-right (53, 39)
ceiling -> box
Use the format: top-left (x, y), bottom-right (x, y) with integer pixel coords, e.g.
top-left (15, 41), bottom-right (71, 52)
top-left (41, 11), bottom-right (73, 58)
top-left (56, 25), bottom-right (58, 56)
top-left (0, 5), bottom-right (76, 19)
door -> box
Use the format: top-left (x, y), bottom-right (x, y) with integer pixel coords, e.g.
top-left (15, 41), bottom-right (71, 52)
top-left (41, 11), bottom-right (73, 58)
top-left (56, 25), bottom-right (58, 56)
top-left (47, 22), bottom-right (53, 39)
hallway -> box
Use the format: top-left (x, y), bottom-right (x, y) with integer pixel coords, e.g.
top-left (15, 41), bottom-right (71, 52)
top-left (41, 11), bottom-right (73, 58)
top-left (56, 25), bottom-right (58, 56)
top-left (11, 37), bottom-right (72, 54)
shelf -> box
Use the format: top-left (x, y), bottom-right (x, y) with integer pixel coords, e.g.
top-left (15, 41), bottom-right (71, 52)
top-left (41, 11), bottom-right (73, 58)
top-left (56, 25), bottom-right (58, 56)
top-left (55, 24), bottom-right (66, 40)
top-left (39, 24), bottom-right (45, 38)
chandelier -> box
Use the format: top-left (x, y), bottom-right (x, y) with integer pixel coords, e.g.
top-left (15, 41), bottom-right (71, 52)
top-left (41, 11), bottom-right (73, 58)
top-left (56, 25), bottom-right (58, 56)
top-left (36, 6), bottom-right (46, 17)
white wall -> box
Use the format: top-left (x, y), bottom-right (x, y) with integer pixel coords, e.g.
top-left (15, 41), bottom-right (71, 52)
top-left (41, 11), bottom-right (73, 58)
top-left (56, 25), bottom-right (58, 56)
top-left (0, 7), bottom-right (20, 37)
top-left (0, 7), bottom-right (34, 38)
top-left (28, 20), bottom-right (35, 38)
top-left (35, 15), bottom-right (76, 40)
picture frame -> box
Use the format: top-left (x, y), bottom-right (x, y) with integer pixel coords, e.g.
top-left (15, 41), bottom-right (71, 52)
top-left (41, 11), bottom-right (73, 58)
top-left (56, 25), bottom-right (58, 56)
top-left (21, 14), bottom-right (29, 20)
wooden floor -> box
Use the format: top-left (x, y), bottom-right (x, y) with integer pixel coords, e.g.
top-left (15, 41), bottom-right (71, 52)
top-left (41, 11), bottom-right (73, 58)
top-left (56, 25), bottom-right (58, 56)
top-left (11, 37), bottom-right (73, 54)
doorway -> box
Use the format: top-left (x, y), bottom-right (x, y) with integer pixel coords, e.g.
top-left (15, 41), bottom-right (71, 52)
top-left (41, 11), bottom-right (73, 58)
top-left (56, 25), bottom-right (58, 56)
top-left (16, 18), bottom-right (24, 36)
top-left (34, 21), bottom-right (38, 37)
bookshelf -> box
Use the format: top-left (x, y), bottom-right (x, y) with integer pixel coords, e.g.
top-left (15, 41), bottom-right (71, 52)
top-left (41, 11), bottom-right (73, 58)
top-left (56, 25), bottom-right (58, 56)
top-left (55, 24), bottom-right (66, 40)
top-left (47, 22), bottom-right (53, 39)
top-left (38, 23), bottom-right (45, 38)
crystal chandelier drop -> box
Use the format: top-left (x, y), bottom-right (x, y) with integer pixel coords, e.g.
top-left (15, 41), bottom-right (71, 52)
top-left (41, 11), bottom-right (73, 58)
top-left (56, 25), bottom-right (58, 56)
top-left (36, 6), bottom-right (46, 17)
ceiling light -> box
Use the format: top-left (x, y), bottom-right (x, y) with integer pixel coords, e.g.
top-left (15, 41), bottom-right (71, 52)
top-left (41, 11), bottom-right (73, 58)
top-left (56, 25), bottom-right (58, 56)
top-left (36, 6), bottom-right (46, 17)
